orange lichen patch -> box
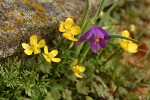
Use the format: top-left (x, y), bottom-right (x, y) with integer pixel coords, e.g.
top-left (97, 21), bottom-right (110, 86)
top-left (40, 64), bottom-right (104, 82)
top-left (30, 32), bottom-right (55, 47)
top-left (49, 16), bottom-right (55, 21)
top-left (0, 20), bottom-right (15, 31)
top-left (6, 10), bottom-right (25, 24)
top-left (24, 0), bottom-right (45, 13)
top-left (31, 13), bottom-right (47, 22)
top-left (0, 19), bottom-right (20, 35)
top-left (13, 0), bottom-right (19, 5)
top-left (0, 26), bottom-right (13, 31)
top-left (23, 0), bottom-right (47, 22)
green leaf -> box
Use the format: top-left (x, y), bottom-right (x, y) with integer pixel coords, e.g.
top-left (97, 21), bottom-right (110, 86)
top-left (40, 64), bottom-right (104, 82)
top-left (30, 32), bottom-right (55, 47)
top-left (126, 93), bottom-right (139, 100)
top-left (44, 92), bottom-right (55, 100)
top-left (98, 0), bottom-right (120, 25)
top-left (94, 0), bottom-right (108, 19)
top-left (76, 80), bottom-right (90, 95)
top-left (79, 0), bottom-right (91, 30)
top-left (91, 81), bottom-right (109, 98)
top-left (50, 84), bottom-right (63, 100)
top-left (62, 89), bottom-right (72, 100)
top-left (86, 96), bottom-right (93, 100)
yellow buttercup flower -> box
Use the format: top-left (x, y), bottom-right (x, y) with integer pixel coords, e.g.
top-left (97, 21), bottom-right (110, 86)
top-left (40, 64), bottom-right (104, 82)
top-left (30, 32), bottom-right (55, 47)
top-left (22, 35), bottom-right (45, 55)
top-left (43, 46), bottom-right (61, 63)
top-left (72, 59), bottom-right (85, 78)
top-left (59, 18), bottom-right (81, 41)
top-left (120, 30), bottom-right (138, 53)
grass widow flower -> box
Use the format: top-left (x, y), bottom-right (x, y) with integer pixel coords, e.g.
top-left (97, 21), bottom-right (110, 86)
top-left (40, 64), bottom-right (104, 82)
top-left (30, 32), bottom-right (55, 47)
top-left (77, 25), bottom-right (111, 53)
top-left (22, 35), bottom-right (45, 55)
top-left (120, 30), bottom-right (138, 53)
top-left (59, 18), bottom-right (81, 41)
top-left (72, 59), bottom-right (85, 78)
top-left (43, 46), bottom-right (61, 63)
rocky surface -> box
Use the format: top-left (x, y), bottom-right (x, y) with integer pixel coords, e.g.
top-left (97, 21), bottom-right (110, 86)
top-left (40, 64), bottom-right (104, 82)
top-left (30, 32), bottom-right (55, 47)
top-left (0, 0), bottom-right (115, 58)
top-left (0, 0), bottom-right (87, 58)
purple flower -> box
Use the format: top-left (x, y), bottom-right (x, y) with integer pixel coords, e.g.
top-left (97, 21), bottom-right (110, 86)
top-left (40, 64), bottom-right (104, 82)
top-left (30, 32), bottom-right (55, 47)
top-left (77, 25), bottom-right (111, 53)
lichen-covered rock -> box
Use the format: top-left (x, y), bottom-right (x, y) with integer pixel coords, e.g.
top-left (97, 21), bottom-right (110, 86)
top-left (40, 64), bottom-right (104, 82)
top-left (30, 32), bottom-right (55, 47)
top-left (0, 0), bottom-right (113, 58)
top-left (0, 0), bottom-right (87, 58)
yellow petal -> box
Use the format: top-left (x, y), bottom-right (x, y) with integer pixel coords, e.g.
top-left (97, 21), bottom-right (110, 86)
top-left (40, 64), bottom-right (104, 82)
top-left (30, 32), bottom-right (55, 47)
top-left (34, 48), bottom-right (41, 54)
top-left (50, 50), bottom-right (58, 57)
top-left (22, 43), bottom-right (30, 50)
top-left (44, 46), bottom-right (48, 54)
top-left (77, 65), bottom-right (85, 72)
top-left (72, 59), bottom-right (78, 66)
top-left (48, 53), bottom-right (53, 59)
top-left (75, 73), bottom-right (83, 78)
top-left (30, 35), bottom-right (37, 45)
top-left (121, 30), bottom-right (131, 43)
top-left (63, 32), bottom-right (78, 41)
top-left (43, 54), bottom-right (51, 62)
top-left (122, 30), bottom-right (130, 37)
top-left (59, 22), bottom-right (66, 32)
top-left (51, 58), bottom-right (61, 62)
top-left (24, 49), bottom-right (33, 55)
top-left (64, 18), bottom-right (74, 29)
top-left (71, 26), bottom-right (80, 35)
top-left (127, 42), bottom-right (138, 53)
top-left (72, 66), bottom-right (78, 73)
top-left (38, 39), bottom-right (45, 48)
top-left (120, 42), bottom-right (127, 50)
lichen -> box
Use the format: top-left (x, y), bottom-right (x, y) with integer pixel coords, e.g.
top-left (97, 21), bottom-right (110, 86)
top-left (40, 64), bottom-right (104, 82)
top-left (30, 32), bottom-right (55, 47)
top-left (0, 26), bottom-right (13, 32)
top-left (23, 0), bottom-right (47, 22)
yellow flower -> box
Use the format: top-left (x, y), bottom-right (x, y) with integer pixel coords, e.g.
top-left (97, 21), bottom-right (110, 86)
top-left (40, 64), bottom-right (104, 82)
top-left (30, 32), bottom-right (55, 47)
top-left (59, 18), bottom-right (80, 41)
top-left (120, 30), bottom-right (138, 53)
top-left (72, 59), bottom-right (85, 78)
top-left (22, 35), bottom-right (45, 55)
top-left (43, 46), bottom-right (61, 63)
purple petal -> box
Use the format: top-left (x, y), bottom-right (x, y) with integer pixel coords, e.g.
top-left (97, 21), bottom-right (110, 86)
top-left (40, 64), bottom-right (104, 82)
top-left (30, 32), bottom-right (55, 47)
top-left (105, 33), bottom-right (111, 40)
top-left (90, 36), bottom-right (100, 53)
top-left (99, 39), bottom-right (106, 48)
top-left (77, 30), bottom-right (93, 45)
top-left (98, 26), bottom-right (111, 40)
top-left (92, 25), bottom-right (104, 39)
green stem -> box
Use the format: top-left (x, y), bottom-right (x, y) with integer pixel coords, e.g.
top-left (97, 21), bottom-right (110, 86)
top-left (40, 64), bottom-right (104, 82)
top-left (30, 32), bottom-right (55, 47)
top-left (94, 0), bottom-right (107, 18)
top-left (79, 44), bottom-right (90, 64)
top-left (94, 0), bottom-right (107, 24)
top-left (79, 0), bottom-right (91, 29)
top-left (102, 47), bottom-right (121, 65)
top-left (75, 0), bottom-right (91, 58)
top-left (111, 34), bottom-right (138, 44)
top-left (93, 74), bottom-right (108, 90)
top-left (37, 59), bottom-right (45, 67)
top-left (98, 0), bottom-right (120, 25)
top-left (32, 55), bottom-right (35, 71)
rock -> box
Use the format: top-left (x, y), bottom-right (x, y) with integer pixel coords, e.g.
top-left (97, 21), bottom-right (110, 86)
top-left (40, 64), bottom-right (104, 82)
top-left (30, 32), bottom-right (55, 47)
top-left (0, 0), bottom-right (86, 58)
top-left (0, 0), bottom-right (113, 58)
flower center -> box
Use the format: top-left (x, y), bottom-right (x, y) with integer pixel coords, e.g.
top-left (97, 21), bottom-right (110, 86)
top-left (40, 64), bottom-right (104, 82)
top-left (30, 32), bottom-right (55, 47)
top-left (31, 44), bottom-right (38, 51)
top-left (94, 37), bottom-right (99, 42)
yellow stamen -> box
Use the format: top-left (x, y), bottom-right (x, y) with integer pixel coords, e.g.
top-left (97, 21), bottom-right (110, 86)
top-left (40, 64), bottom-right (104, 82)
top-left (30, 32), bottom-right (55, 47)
top-left (95, 37), bottom-right (99, 42)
